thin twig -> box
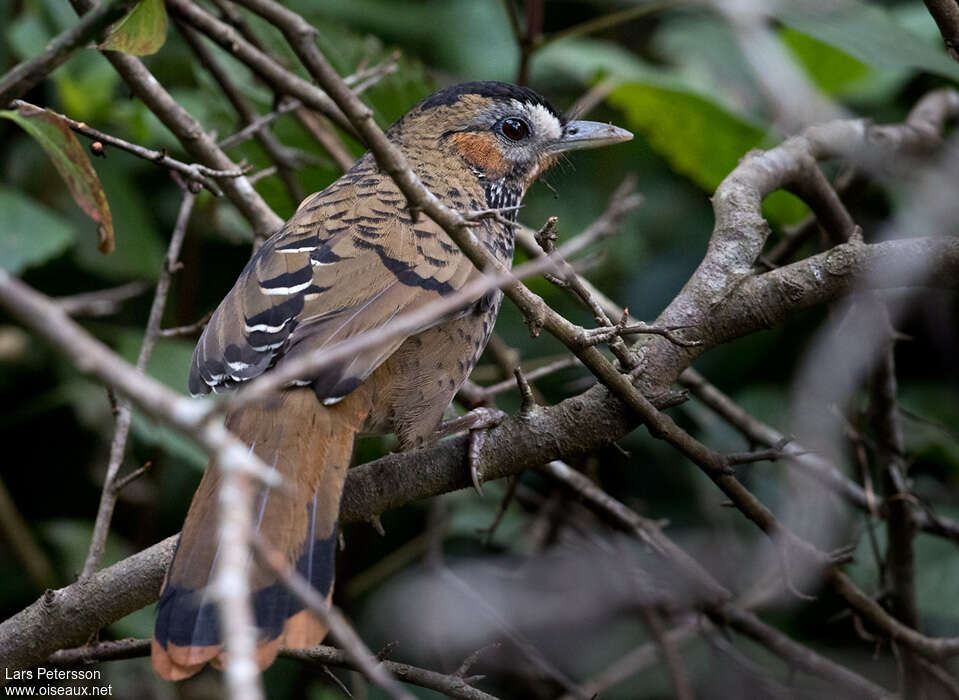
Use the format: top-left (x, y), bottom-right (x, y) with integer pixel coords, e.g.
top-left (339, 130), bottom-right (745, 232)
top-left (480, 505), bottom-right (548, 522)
top-left (250, 534), bottom-right (416, 700)
top-left (218, 98), bottom-right (300, 151)
top-left (178, 21), bottom-right (305, 204)
top-left (0, 0), bottom-right (138, 106)
top-left (158, 310), bottom-right (213, 338)
top-left (541, 460), bottom-right (895, 699)
top-left (68, 0), bottom-right (283, 238)
top-left (637, 605), bottom-right (694, 700)
top-left (45, 637), bottom-right (500, 699)
top-left (11, 100), bottom-right (246, 197)
top-left (557, 616), bottom-right (700, 700)
top-left (214, 15), bottom-right (959, 672)
top-left (165, 0), bottom-right (356, 136)
top-left (470, 356), bottom-right (580, 403)
top-left (55, 281), bottom-right (149, 317)
top-left (79, 187), bottom-right (196, 580)
top-left (869, 298), bottom-right (924, 696)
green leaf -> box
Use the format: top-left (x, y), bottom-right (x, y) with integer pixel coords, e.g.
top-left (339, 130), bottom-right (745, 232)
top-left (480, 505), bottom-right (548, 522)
top-left (607, 81), bottom-right (765, 194)
top-left (0, 104), bottom-right (114, 253)
top-left (779, 26), bottom-right (871, 96)
top-left (773, 0), bottom-right (959, 83)
top-left (98, 0), bottom-right (168, 56)
top-left (537, 37), bottom-right (811, 226)
top-left (0, 187), bottom-right (74, 273)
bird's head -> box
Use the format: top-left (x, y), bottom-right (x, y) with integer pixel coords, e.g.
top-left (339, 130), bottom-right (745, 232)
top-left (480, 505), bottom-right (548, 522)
top-left (390, 81), bottom-right (633, 211)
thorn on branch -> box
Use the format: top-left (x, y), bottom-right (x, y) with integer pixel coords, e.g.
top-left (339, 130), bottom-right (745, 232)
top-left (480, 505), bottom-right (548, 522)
top-left (522, 306), bottom-right (546, 338)
top-left (514, 367), bottom-right (537, 416)
top-left (827, 543), bottom-right (858, 567)
top-left (321, 666), bottom-right (353, 697)
top-left (376, 641), bottom-right (398, 662)
top-left (110, 461), bottom-right (152, 495)
top-left (724, 445), bottom-right (811, 467)
top-left (454, 642), bottom-right (501, 678)
top-left (774, 540), bottom-right (817, 602)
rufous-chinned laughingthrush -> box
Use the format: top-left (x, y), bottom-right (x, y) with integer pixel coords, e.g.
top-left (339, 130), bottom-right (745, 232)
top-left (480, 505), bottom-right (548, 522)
top-left (152, 81), bottom-right (632, 679)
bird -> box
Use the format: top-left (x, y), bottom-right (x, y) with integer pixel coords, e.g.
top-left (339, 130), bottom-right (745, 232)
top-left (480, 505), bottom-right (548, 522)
top-left (151, 80), bottom-right (632, 680)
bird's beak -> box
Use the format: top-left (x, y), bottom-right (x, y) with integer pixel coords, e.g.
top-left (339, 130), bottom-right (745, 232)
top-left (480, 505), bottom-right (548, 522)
top-left (550, 120), bottom-right (633, 153)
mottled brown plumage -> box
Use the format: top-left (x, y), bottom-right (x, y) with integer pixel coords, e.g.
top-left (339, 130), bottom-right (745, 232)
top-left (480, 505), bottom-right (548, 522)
top-left (153, 81), bottom-right (631, 680)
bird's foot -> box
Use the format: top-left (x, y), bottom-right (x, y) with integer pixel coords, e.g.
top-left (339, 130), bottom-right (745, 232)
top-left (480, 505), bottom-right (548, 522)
top-left (436, 407), bottom-right (507, 495)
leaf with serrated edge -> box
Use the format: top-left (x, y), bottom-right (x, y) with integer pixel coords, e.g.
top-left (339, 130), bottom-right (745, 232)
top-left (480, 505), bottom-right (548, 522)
top-left (0, 104), bottom-right (114, 253)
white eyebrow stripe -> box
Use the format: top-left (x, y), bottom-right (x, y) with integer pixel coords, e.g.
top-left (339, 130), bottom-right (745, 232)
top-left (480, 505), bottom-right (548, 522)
top-left (528, 103), bottom-right (562, 140)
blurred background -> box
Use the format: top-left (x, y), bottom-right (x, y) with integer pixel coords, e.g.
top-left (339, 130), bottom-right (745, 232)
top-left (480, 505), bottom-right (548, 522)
top-left (1, 0), bottom-right (958, 698)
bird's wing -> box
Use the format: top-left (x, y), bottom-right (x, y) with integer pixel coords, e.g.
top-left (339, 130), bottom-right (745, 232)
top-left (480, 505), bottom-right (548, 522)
top-left (189, 156), bottom-right (480, 400)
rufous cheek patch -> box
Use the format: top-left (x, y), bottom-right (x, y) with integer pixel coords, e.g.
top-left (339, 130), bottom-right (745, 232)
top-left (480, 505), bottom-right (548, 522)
top-left (449, 132), bottom-right (510, 179)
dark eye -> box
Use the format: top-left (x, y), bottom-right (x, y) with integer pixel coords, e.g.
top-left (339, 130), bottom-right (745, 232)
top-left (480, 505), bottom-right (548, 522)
top-left (500, 117), bottom-right (530, 141)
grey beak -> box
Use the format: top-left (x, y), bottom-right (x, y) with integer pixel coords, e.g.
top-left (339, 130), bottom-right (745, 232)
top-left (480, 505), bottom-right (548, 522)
top-left (551, 120), bottom-right (633, 152)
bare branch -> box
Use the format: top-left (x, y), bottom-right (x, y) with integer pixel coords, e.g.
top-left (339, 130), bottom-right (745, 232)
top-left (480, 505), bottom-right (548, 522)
top-left (0, 0), bottom-right (137, 106)
top-left (55, 281), bottom-right (149, 317)
top-left (177, 21), bottom-right (305, 204)
top-left (923, 0), bottom-right (959, 61)
top-left (80, 188), bottom-right (196, 579)
top-left (250, 535), bottom-right (416, 700)
top-left (869, 299), bottom-right (924, 695)
top-left (542, 460), bottom-right (895, 699)
top-left (164, 0), bottom-right (356, 136)
top-left (11, 100), bottom-right (247, 197)
top-left (45, 637), bottom-right (501, 700)
top-left (68, 0), bottom-right (283, 238)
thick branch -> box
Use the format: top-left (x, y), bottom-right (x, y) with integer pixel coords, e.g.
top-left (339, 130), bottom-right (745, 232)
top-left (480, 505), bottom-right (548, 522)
top-left (0, 536), bottom-right (176, 673)
top-left (924, 0), bottom-right (959, 61)
top-left (47, 639), bottom-right (499, 700)
top-left (2, 236), bottom-right (956, 679)
top-left (632, 89), bottom-right (959, 396)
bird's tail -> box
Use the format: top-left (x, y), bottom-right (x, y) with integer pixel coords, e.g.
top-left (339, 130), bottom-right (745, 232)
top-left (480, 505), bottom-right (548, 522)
top-left (151, 387), bottom-right (370, 680)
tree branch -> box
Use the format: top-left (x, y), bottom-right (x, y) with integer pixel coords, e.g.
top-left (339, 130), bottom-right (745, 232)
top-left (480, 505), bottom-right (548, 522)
top-left (0, 0), bottom-right (137, 106)
top-left (923, 0), bottom-right (959, 61)
top-left (68, 0), bottom-right (283, 239)
top-left (80, 188), bottom-right (196, 579)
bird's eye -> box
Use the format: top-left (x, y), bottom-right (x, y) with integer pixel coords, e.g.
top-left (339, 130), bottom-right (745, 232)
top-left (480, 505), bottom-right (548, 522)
top-left (500, 117), bottom-right (530, 141)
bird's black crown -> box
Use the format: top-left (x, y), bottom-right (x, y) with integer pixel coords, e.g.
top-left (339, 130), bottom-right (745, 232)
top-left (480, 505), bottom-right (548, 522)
top-left (417, 81), bottom-right (564, 123)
